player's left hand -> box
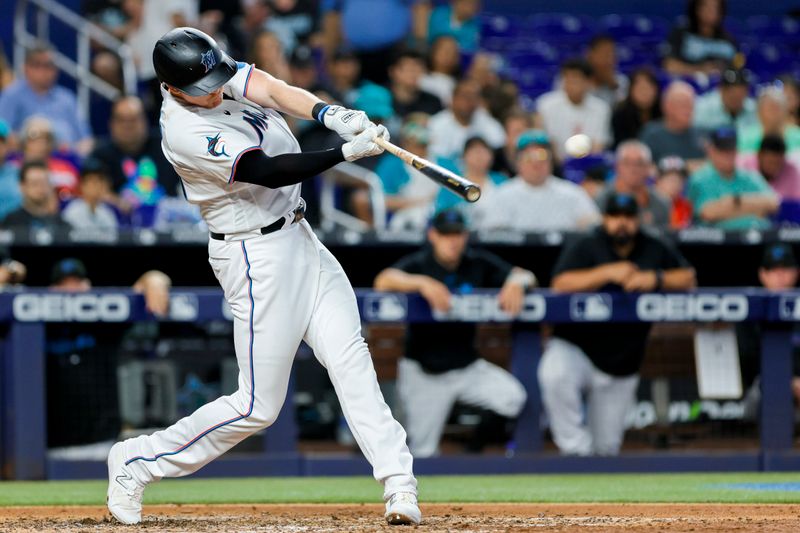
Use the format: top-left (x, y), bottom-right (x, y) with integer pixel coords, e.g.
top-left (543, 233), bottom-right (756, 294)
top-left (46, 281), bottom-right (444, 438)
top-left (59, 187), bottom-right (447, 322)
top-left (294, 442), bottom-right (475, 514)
top-left (321, 104), bottom-right (378, 141)
top-left (498, 281), bottom-right (525, 317)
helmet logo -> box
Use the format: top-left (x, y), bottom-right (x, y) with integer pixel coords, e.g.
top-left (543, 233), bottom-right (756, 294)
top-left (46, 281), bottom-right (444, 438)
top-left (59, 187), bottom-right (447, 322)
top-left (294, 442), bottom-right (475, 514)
top-left (206, 132), bottom-right (229, 157)
top-left (200, 50), bottom-right (217, 73)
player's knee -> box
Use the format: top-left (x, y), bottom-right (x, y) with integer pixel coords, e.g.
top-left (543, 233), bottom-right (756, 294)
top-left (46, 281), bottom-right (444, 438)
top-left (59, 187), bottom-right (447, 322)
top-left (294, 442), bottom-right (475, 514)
top-left (506, 379), bottom-right (527, 417)
top-left (537, 349), bottom-right (568, 391)
top-left (246, 403), bottom-right (281, 429)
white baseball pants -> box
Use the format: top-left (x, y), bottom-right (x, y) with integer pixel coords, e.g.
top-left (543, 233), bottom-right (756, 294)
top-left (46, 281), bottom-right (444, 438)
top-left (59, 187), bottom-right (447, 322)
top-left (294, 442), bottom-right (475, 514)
top-left (120, 220), bottom-right (416, 499)
top-left (397, 357), bottom-right (527, 457)
top-left (537, 337), bottom-right (639, 456)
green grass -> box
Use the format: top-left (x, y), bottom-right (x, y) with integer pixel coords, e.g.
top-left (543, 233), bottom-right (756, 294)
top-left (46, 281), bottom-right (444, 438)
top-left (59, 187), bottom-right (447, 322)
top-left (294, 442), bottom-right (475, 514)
top-left (3, 473), bottom-right (800, 506)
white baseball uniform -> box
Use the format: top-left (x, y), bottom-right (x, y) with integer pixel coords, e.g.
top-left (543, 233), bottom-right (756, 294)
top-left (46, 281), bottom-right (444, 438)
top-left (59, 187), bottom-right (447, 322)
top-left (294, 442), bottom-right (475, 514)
top-left (118, 62), bottom-right (417, 499)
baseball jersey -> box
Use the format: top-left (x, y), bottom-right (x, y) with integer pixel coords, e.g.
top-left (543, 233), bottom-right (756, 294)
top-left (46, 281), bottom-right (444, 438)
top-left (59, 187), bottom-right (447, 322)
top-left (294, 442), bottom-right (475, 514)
top-left (159, 62), bottom-right (301, 234)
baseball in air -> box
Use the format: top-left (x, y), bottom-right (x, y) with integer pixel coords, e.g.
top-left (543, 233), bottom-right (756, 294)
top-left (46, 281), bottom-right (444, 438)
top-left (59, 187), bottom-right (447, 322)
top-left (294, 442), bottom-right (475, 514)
top-left (564, 133), bottom-right (592, 158)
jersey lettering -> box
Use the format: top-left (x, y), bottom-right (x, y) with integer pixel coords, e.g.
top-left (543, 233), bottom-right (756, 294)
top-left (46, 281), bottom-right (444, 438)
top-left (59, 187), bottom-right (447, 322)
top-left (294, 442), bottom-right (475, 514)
top-left (206, 132), bottom-right (229, 157)
top-left (242, 109), bottom-right (269, 144)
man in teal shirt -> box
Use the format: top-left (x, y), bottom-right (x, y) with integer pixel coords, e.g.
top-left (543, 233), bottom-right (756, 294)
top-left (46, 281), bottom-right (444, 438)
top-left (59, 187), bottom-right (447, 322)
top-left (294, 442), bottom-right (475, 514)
top-left (688, 127), bottom-right (778, 229)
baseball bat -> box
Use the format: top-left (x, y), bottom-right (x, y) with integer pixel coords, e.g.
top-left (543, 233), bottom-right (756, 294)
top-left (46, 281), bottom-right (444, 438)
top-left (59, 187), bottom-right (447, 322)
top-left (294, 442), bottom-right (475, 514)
top-left (374, 137), bottom-right (482, 203)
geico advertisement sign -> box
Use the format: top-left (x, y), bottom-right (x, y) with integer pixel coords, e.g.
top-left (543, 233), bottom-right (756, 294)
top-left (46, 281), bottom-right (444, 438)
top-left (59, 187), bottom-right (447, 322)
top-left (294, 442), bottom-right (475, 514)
top-left (13, 293), bottom-right (130, 322)
top-left (636, 294), bottom-right (748, 321)
top-left (433, 293), bottom-right (546, 322)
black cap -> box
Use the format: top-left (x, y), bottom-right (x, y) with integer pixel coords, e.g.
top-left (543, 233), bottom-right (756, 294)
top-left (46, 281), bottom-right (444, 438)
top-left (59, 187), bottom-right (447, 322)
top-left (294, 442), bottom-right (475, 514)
top-left (657, 156), bottom-right (687, 177)
top-left (79, 157), bottom-right (109, 178)
top-left (604, 192), bottom-right (639, 216)
top-left (721, 68), bottom-right (751, 87)
top-left (431, 209), bottom-right (467, 233)
top-left (762, 243), bottom-right (798, 269)
top-left (710, 126), bottom-right (738, 151)
top-left (51, 258), bottom-right (88, 284)
top-left (290, 45), bottom-right (314, 68)
top-left (759, 134), bottom-right (787, 154)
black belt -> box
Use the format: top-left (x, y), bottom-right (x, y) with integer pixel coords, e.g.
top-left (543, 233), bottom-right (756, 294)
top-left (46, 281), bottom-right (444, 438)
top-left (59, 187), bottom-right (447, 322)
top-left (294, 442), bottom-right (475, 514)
top-left (210, 204), bottom-right (305, 241)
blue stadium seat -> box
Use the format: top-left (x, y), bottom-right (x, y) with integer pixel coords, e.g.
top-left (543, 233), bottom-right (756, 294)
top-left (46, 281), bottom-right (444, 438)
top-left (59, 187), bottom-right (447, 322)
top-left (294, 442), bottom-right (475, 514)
top-left (599, 14), bottom-right (669, 44)
top-left (774, 200), bottom-right (800, 226)
top-left (527, 13), bottom-right (597, 45)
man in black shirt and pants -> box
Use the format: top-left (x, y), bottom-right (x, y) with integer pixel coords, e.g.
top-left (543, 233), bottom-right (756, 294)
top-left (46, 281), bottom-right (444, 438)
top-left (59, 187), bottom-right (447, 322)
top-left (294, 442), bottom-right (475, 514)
top-left (539, 192), bottom-right (696, 456)
top-left (374, 210), bottom-right (535, 457)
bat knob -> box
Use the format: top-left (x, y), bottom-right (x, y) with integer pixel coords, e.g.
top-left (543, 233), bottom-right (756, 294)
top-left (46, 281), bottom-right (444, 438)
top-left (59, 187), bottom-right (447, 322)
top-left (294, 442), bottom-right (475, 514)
top-left (465, 186), bottom-right (481, 203)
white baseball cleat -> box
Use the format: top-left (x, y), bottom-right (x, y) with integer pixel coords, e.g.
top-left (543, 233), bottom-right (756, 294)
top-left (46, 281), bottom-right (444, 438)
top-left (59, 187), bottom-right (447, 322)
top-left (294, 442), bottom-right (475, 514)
top-left (384, 492), bottom-right (421, 525)
top-left (106, 442), bottom-right (146, 524)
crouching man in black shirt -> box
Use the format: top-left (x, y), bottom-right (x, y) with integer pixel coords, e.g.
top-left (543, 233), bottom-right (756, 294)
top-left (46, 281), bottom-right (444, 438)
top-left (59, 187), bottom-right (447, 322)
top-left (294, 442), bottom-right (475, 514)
top-left (374, 210), bottom-right (536, 457)
top-left (539, 193), bottom-right (696, 456)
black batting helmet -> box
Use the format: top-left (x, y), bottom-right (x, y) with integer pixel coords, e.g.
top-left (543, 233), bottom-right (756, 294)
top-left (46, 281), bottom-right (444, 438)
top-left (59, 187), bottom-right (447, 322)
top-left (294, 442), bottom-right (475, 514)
top-left (153, 27), bottom-right (237, 96)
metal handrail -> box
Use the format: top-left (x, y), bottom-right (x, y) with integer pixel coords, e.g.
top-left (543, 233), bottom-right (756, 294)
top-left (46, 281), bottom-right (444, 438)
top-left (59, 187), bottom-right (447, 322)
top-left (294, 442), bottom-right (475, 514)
top-left (13, 0), bottom-right (138, 123)
top-left (320, 162), bottom-right (387, 233)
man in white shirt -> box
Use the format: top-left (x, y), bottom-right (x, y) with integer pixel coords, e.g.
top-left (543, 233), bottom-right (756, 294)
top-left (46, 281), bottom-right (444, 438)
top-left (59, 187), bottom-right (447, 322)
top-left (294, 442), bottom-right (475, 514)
top-left (480, 130), bottom-right (600, 231)
top-left (536, 58), bottom-right (611, 162)
top-left (427, 79), bottom-right (505, 160)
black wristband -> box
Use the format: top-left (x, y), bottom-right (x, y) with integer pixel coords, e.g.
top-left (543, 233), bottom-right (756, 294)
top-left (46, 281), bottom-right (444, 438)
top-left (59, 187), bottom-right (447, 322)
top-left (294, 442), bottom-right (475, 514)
top-left (312, 102), bottom-right (330, 124)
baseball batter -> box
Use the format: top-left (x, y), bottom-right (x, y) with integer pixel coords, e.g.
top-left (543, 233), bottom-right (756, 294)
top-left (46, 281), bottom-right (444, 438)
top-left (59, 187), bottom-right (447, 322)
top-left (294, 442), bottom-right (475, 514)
top-left (106, 28), bottom-right (420, 526)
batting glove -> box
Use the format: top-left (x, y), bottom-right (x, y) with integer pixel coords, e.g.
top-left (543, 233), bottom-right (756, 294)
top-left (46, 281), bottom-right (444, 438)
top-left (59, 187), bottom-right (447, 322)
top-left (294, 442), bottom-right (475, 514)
top-left (342, 125), bottom-right (388, 161)
top-left (318, 104), bottom-right (375, 141)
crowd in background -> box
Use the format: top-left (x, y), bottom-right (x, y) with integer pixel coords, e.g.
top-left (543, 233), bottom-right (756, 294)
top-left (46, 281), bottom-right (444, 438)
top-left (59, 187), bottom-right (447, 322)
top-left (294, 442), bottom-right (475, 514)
top-left (0, 0), bottom-right (800, 235)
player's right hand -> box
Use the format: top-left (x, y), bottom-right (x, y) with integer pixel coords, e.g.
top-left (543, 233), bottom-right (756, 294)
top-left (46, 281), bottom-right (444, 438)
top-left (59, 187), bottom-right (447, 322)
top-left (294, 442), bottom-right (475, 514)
top-left (342, 126), bottom-right (387, 161)
top-left (419, 277), bottom-right (452, 313)
top-left (322, 104), bottom-right (375, 141)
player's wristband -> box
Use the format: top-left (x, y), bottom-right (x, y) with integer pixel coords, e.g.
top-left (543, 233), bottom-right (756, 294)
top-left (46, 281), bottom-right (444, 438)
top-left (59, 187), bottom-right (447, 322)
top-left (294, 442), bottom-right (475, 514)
top-left (312, 102), bottom-right (330, 124)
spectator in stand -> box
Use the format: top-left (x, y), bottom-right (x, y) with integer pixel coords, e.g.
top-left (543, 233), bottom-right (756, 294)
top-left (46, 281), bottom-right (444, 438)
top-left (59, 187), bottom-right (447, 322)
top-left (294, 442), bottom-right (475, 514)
top-left (0, 46), bottom-right (93, 155)
top-left (427, 79), bottom-right (505, 161)
top-left (492, 108), bottom-right (533, 177)
top-left (612, 68), bottom-right (662, 148)
top-left (354, 114), bottom-right (438, 226)
top-left (427, 0), bottom-right (480, 53)
top-left (481, 130), bottom-right (600, 231)
top-left (248, 30), bottom-right (292, 83)
top-left (536, 58), bottom-right (611, 162)
top-left (388, 49), bottom-right (443, 118)
top-left (419, 35), bottom-right (460, 107)
top-left (586, 35), bottom-right (628, 108)
top-left (739, 135), bottom-right (800, 202)
top-left (663, 0), bottom-right (738, 76)
top-left (596, 141), bottom-right (671, 231)
top-left (0, 246), bottom-right (26, 288)
top-left (288, 45), bottom-right (319, 90)
top-left (539, 192), bottom-right (696, 456)
top-left (778, 75), bottom-right (800, 127)
top-left (738, 87), bottom-right (800, 155)
top-left (0, 121), bottom-right (21, 221)
top-left (688, 127), bottom-right (778, 229)
top-left (639, 81), bottom-right (706, 171)
top-left (62, 159), bottom-right (119, 231)
top-left (324, 48), bottom-right (362, 105)
top-left (13, 116), bottom-right (80, 200)
top-left (89, 96), bottom-right (180, 207)
top-left (374, 209), bottom-right (532, 457)
top-left (483, 78), bottom-right (521, 124)
top-left (0, 43), bottom-right (14, 91)
top-left (655, 156), bottom-right (693, 229)
top-left (435, 136), bottom-right (507, 228)
top-left (89, 50), bottom-right (125, 138)
top-left (262, 0), bottom-right (322, 55)
top-left (1, 160), bottom-right (66, 231)
top-left (321, 0), bottom-right (428, 84)
top-left (694, 68), bottom-right (757, 134)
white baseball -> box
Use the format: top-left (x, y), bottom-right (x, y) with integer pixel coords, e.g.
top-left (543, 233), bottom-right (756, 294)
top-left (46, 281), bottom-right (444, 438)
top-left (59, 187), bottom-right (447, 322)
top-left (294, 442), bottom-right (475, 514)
top-left (564, 133), bottom-right (592, 158)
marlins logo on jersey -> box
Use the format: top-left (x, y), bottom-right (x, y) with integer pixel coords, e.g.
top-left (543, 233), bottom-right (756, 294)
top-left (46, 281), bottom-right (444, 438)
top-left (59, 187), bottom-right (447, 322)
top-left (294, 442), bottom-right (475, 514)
top-left (206, 132), bottom-right (228, 157)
